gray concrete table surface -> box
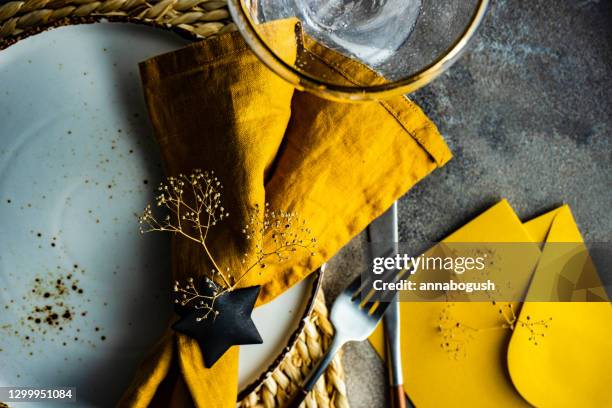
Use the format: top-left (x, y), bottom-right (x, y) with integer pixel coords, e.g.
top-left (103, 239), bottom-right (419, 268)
top-left (322, 1), bottom-right (612, 407)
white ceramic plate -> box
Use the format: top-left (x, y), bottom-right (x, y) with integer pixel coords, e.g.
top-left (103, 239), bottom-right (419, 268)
top-left (0, 22), bottom-right (316, 407)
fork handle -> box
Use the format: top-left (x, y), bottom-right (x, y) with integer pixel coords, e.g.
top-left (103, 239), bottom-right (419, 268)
top-left (286, 336), bottom-right (344, 408)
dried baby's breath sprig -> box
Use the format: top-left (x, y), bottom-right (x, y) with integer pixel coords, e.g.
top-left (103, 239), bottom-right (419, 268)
top-left (493, 301), bottom-right (552, 346)
top-left (139, 169), bottom-right (232, 287)
top-left (139, 170), bottom-right (317, 322)
top-left (438, 301), bottom-right (553, 359)
top-left (438, 303), bottom-right (479, 359)
top-left (174, 277), bottom-right (221, 321)
top-left (233, 202), bottom-right (317, 288)
top-left (518, 315), bottom-right (553, 345)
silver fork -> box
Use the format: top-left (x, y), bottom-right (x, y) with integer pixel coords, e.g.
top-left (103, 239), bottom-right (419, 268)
top-left (287, 263), bottom-right (397, 408)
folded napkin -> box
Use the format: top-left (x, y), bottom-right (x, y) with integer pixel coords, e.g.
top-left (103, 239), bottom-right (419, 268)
top-left (369, 200), bottom-right (611, 407)
top-left (120, 19), bottom-right (451, 408)
top-left (508, 206), bottom-right (611, 408)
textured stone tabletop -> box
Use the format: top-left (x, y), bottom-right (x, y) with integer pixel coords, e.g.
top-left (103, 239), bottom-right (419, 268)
top-left (323, 1), bottom-right (612, 406)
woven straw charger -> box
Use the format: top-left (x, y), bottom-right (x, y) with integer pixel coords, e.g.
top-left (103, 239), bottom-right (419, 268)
top-left (0, 1), bottom-right (348, 407)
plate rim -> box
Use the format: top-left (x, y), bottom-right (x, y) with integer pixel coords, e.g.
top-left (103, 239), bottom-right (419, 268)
top-left (239, 268), bottom-right (323, 399)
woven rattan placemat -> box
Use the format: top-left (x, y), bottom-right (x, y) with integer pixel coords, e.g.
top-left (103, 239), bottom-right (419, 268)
top-left (0, 2), bottom-right (349, 406)
top-left (0, 0), bottom-right (234, 46)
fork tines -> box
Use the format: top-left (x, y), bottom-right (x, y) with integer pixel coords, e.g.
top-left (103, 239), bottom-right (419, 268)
top-left (346, 266), bottom-right (406, 317)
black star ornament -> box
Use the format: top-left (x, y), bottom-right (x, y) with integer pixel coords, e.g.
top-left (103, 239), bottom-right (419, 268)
top-left (172, 278), bottom-right (263, 368)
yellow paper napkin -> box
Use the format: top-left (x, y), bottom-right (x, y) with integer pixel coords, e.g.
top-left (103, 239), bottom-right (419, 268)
top-left (369, 201), bottom-right (611, 407)
top-left (507, 206), bottom-right (612, 408)
top-left (370, 200), bottom-right (535, 407)
top-left (120, 19), bottom-right (451, 408)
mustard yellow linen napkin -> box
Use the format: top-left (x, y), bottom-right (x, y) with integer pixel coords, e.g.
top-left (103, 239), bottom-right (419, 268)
top-left (369, 201), bottom-right (611, 407)
top-left (120, 20), bottom-right (299, 408)
top-left (120, 19), bottom-right (451, 408)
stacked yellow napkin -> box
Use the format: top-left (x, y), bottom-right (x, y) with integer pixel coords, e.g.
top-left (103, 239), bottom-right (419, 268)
top-left (120, 19), bottom-right (451, 408)
top-left (508, 206), bottom-right (611, 407)
top-left (370, 200), bottom-right (611, 407)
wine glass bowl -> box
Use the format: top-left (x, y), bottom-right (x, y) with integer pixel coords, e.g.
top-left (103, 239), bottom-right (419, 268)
top-left (229, 0), bottom-right (489, 101)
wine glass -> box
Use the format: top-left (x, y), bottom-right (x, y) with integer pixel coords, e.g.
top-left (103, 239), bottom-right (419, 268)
top-left (228, 0), bottom-right (489, 101)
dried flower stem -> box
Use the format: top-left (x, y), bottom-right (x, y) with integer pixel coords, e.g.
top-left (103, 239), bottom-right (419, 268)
top-left (438, 301), bottom-right (553, 358)
top-left (233, 202), bottom-right (316, 289)
top-left (139, 170), bottom-right (232, 287)
top-left (174, 277), bottom-right (221, 321)
top-left (139, 169), bottom-right (316, 321)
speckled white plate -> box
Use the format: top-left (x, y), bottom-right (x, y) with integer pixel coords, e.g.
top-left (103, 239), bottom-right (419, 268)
top-left (0, 22), bottom-right (317, 407)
